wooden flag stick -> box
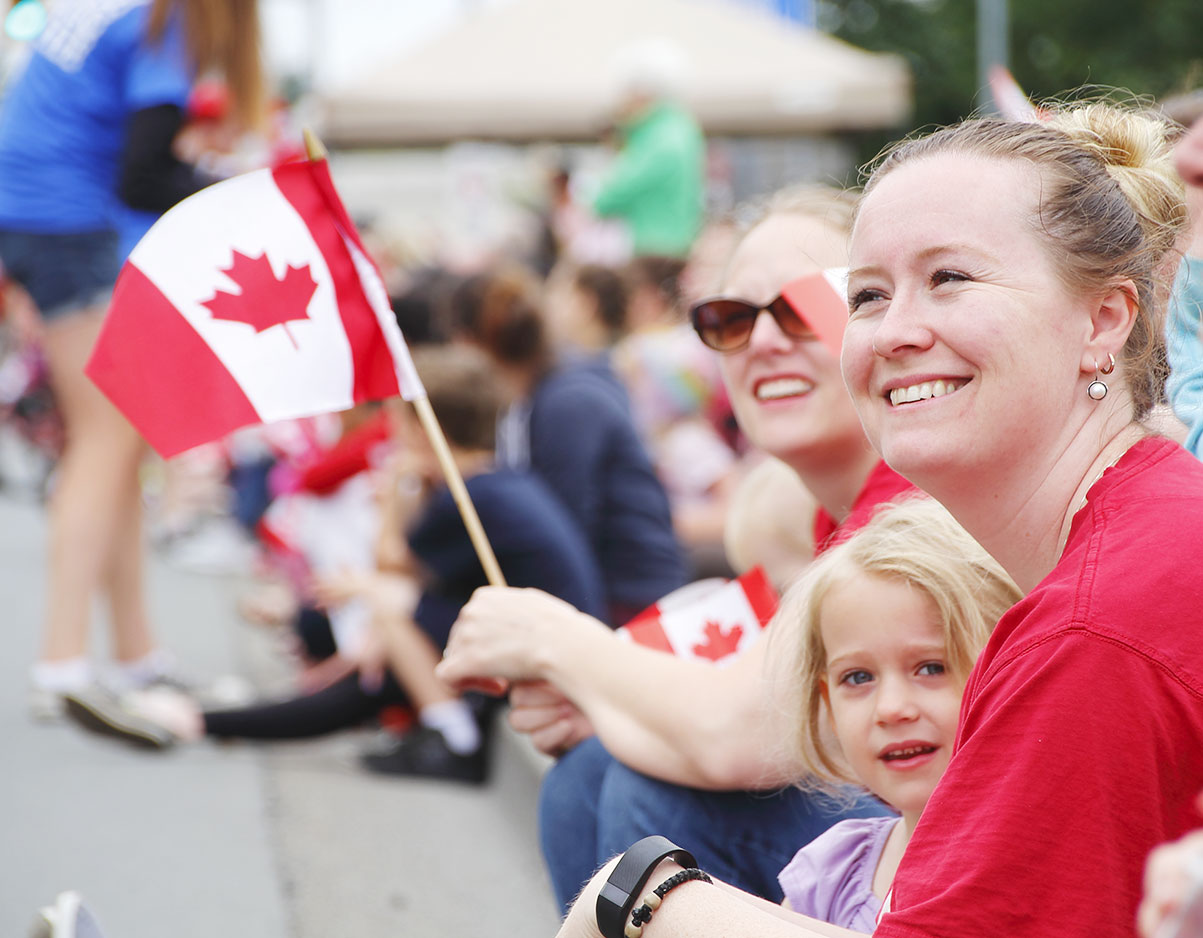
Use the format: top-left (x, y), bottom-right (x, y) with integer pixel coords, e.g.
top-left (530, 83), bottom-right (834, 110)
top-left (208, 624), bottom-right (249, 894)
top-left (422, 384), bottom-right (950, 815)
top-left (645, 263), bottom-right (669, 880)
top-left (410, 395), bottom-right (506, 587)
top-left (302, 127), bottom-right (327, 161)
top-left (302, 128), bottom-right (506, 587)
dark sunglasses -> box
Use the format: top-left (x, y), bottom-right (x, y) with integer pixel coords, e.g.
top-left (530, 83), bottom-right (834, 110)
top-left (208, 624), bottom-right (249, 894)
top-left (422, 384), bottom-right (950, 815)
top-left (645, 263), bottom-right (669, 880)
top-left (689, 291), bottom-right (815, 353)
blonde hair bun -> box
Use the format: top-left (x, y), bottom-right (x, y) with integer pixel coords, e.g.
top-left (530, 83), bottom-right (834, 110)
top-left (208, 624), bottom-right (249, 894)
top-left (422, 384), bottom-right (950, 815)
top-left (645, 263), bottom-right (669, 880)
top-left (1047, 102), bottom-right (1186, 250)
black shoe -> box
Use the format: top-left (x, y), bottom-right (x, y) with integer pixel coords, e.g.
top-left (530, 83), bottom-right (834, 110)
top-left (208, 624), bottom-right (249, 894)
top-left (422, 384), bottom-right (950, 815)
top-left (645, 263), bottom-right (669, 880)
top-left (359, 726), bottom-right (487, 784)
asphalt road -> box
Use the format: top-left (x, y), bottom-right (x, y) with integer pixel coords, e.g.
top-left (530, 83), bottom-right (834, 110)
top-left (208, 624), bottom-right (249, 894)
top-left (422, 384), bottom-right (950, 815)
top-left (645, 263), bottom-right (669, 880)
top-left (0, 493), bottom-right (561, 938)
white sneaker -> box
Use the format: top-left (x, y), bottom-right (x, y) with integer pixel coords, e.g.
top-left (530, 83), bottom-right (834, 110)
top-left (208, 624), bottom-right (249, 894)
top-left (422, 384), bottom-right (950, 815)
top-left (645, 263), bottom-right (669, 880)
top-left (28, 685), bottom-right (66, 722)
top-left (29, 891), bottom-right (107, 938)
top-left (105, 651), bottom-right (252, 709)
top-left (62, 687), bottom-right (175, 750)
top-left (29, 659), bottom-right (94, 722)
top-left (122, 686), bottom-right (204, 742)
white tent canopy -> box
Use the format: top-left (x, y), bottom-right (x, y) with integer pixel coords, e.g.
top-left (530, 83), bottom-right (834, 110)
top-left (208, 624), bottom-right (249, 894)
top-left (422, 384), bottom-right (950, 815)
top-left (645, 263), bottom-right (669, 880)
top-left (318, 0), bottom-right (911, 146)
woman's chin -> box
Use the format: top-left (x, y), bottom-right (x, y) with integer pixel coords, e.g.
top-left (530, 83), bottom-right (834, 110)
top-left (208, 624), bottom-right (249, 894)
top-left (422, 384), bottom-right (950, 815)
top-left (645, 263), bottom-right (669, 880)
top-left (877, 439), bottom-right (963, 490)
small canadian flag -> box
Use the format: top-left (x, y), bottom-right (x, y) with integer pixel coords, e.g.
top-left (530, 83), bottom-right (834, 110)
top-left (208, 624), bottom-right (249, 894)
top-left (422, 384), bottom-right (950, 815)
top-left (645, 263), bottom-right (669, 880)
top-left (86, 158), bottom-right (423, 458)
top-left (618, 566), bottom-right (778, 664)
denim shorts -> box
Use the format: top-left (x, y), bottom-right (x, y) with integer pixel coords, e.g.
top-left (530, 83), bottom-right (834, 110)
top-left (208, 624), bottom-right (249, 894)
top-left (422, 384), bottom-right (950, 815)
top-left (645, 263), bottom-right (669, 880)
top-left (0, 227), bottom-right (120, 321)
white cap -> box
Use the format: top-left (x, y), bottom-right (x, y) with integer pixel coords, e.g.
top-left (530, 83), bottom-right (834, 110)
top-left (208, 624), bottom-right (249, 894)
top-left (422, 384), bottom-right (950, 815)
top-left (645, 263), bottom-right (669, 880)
top-left (607, 36), bottom-right (690, 103)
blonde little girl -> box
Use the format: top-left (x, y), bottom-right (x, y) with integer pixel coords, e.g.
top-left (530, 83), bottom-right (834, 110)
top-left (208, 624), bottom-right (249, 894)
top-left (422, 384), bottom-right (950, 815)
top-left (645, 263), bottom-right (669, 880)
top-left (770, 497), bottom-right (1022, 932)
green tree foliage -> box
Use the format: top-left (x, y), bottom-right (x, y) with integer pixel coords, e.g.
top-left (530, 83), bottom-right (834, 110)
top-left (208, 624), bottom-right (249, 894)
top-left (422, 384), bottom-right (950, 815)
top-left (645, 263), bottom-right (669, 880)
top-left (822, 0), bottom-right (1203, 166)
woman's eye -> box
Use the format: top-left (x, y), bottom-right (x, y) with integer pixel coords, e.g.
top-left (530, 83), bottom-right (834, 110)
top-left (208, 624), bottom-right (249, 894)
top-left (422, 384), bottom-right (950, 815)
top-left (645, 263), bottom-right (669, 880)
top-left (931, 269), bottom-right (969, 286)
top-left (839, 669), bottom-right (874, 686)
top-left (917, 661), bottom-right (947, 677)
top-left (849, 288), bottom-right (886, 312)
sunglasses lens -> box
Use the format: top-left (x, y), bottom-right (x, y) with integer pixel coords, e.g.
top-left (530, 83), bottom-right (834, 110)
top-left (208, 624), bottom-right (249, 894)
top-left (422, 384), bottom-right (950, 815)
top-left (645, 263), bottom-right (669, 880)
top-left (691, 296), bottom-right (817, 351)
top-left (767, 297), bottom-right (815, 340)
top-left (691, 301), bottom-right (757, 351)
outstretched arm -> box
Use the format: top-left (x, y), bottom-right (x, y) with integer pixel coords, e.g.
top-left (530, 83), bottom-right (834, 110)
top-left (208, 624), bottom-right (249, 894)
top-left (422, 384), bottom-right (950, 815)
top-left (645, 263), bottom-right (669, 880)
top-left (557, 857), bottom-right (859, 938)
top-left (438, 586), bottom-right (801, 789)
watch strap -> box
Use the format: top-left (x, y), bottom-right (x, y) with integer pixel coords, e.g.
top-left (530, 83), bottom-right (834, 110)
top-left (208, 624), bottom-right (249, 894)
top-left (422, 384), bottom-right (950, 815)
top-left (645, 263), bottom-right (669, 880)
top-left (595, 836), bottom-right (699, 938)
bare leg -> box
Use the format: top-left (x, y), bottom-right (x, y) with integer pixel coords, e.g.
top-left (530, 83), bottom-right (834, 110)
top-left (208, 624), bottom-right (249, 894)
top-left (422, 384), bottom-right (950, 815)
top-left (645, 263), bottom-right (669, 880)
top-left (378, 616), bottom-right (458, 711)
top-left (37, 308), bottom-right (153, 663)
top-left (101, 467), bottom-right (155, 662)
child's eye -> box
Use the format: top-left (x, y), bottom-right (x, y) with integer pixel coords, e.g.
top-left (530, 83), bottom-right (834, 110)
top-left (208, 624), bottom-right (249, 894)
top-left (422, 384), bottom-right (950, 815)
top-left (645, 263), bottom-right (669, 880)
top-left (916, 661), bottom-right (947, 677)
top-left (839, 669), bottom-right (874, 686)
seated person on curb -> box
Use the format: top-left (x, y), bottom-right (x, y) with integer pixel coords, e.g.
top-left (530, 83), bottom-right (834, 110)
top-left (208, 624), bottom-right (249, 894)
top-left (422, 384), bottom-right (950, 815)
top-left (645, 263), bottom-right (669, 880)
top-left (63, 345), bottom-right (607, 785)
top-left (438, 186), bottom-right (915, 908)
top-left (449, 266), bottom-right (688, 626)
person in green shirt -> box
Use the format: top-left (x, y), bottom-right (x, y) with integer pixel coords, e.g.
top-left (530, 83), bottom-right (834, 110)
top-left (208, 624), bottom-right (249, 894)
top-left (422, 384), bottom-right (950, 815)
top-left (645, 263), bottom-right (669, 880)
top-left (593, 61), bottom-right (705, 259)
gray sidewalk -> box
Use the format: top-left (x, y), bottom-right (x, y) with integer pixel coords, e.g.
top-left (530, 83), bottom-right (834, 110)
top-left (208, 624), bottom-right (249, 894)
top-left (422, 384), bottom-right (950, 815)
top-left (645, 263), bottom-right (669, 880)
top-left (0, 494), bottom-right (561, 938)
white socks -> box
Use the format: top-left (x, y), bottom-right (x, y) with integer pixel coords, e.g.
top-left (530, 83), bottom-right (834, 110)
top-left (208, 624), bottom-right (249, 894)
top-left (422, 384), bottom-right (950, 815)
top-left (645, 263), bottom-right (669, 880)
top-left (419, 699), bottom-right (480, 755)
top-left (31, 649), bottom-right (177, 694)
top-left (109, 648), bottom-right (175, 691)
top-left (30, 657), bottom-right (93, 693)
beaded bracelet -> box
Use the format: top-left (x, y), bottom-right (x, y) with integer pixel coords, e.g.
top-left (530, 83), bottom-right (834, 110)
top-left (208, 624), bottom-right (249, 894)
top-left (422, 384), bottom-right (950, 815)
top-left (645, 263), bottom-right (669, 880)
top-left (624, 868), bottom-right (713, 938)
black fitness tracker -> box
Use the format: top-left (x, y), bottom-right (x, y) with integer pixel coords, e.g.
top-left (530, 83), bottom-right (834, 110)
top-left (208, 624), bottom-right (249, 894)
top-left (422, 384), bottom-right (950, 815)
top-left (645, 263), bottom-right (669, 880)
top-left (595, 836), bottom-right (698, 938)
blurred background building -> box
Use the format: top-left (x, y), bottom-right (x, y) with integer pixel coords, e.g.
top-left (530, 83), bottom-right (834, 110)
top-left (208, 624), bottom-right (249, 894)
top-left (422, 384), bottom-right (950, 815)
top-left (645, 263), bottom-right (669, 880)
top-left (254, 0), bottom-right (910, 269)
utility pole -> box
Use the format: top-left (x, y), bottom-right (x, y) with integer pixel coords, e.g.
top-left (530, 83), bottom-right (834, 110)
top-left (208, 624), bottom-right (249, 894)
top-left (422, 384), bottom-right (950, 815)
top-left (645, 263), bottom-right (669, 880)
top-left (977, 0), bottom-right (1009, 114)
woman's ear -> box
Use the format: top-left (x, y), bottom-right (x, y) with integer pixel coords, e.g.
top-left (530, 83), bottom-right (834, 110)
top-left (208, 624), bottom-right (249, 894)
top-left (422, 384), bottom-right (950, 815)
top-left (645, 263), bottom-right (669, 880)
top-left (1080, 280), bottom-right (1138, 376)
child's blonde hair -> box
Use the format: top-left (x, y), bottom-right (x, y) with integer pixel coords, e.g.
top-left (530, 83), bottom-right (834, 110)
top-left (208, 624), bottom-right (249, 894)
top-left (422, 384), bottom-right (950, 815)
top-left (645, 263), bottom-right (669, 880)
top-left (769, 497), bottom-right (1022, 790)
top-left (722, 457), bottom-right (817, 591)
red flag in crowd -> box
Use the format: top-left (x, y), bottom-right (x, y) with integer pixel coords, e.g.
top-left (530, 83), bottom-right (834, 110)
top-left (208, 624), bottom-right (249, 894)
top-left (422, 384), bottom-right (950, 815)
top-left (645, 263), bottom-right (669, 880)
top-left (86, 157), bottom-right (423, 458)
top-left (988, 65), bottom-right (1047, 122)
top-left (781, 267), bottom-right (849, 359)
top-left (619, 566), bottom-right (778, 664)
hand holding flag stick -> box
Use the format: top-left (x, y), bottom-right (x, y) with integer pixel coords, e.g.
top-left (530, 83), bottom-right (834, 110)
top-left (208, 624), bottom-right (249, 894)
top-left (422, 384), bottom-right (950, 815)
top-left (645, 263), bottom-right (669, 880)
top-left (87, 128), bottom-right (505, 587)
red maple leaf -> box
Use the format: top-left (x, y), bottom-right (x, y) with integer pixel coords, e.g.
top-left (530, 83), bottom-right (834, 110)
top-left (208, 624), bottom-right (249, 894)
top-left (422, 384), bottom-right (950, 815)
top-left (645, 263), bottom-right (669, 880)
top-left (201, 250), bottom-right (317, 349)
top-left (691, 620), bottom-right (744, 661)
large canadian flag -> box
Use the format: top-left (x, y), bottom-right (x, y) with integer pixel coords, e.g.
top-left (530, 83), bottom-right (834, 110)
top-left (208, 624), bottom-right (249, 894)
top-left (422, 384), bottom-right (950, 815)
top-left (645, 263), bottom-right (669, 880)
top-left (618, 566), bottom-right (779, 665)
top-left (86, 158), bottom-right (423, 458)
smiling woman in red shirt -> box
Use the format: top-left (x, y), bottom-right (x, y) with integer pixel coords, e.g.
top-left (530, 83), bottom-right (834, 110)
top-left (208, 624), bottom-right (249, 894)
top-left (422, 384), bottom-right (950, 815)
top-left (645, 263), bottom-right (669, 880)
top-left (546, 98), bottom-right (1203, 938)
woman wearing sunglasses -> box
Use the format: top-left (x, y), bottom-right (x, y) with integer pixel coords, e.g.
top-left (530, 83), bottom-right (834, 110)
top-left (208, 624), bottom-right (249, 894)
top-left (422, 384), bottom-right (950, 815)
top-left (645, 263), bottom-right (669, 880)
top-left (438, 186), bottom-right (914, 910)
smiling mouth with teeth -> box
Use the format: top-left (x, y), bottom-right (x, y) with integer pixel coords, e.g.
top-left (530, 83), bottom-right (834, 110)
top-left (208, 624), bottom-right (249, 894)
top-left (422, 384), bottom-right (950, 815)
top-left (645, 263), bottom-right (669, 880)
top-left (756, 377), bottom-right (815, 401)
top-left (888, 380), bottom-right (965, 407)
top-left (881, 744), bottom-right (938, 761)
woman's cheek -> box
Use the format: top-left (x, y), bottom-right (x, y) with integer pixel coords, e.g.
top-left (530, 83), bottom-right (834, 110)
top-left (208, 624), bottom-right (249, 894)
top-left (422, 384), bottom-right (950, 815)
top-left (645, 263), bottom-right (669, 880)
top-left (839, 324), bottom-right (873, 402)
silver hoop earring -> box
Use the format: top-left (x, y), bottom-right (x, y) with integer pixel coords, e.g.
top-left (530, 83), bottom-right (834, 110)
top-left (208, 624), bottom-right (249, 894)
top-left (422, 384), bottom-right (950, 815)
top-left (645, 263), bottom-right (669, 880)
top-left (1087, 357), bottom-right (1109, 401)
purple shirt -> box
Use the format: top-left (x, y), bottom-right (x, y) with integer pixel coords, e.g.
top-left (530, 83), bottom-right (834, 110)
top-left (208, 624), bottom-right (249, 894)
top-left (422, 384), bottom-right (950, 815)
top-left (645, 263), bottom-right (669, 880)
top-left (778, 815), bottom-right (899, 933)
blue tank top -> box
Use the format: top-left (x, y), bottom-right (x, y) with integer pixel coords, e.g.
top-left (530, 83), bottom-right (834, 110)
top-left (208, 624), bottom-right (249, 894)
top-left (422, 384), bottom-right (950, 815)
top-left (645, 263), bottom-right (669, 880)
top-left (0, 0), bottom-right (192, 233)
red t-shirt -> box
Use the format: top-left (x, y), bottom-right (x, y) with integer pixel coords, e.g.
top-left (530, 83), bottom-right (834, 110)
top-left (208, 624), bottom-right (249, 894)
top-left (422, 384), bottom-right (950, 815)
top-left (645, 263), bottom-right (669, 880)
top-left (812, 460), bottom-right (916, 555)
top-left (877, 437), bottom-right (1203, 938)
